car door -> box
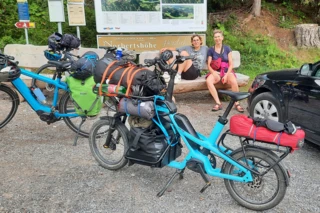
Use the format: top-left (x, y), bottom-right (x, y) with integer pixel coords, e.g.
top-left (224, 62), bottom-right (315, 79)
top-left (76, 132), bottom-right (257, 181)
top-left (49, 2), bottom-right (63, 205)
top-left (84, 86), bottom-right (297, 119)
top-left (287, 64), bottom-right (320, 144)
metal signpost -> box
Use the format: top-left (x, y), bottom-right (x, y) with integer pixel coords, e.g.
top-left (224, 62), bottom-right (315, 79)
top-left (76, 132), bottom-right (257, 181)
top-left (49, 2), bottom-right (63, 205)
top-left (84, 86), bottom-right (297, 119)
top-left (48, 0), bottom-right (65, 34)
top-left (17, 0), bottom-right (30, 44)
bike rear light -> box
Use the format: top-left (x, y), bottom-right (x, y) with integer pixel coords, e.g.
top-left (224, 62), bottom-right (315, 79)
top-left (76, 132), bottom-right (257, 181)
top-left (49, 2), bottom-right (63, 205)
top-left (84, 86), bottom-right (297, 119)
top-left (297, 139), bottom-right (304, 148)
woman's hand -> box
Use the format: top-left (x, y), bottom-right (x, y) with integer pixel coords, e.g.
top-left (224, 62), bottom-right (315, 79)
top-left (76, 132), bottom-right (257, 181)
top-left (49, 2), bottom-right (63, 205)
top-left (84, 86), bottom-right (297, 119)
top-left (160, 48), bottom-right (167, 53)
top-left (222, 73), bottom-right (228, 84)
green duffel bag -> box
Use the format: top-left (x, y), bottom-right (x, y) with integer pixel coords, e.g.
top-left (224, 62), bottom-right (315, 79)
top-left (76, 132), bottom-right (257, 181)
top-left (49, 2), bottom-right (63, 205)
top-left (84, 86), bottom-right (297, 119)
top-left (66, 76), bottom-right (102, 116)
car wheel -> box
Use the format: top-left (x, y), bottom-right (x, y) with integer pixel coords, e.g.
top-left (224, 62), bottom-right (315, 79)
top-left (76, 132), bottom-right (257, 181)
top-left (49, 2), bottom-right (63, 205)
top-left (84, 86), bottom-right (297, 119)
top-left (249, 92), bottom-right (283, 122)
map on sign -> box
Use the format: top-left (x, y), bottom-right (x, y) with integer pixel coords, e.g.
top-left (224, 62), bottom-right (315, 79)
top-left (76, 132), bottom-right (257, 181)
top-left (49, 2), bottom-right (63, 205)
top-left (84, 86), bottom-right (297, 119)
top-left (94, 0), bottom-right (207, 33)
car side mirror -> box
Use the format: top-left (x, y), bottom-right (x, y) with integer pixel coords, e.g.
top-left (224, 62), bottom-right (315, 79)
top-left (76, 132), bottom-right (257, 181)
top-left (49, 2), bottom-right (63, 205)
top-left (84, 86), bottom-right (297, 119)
top-left (299, 63), bottom-right (312, 76)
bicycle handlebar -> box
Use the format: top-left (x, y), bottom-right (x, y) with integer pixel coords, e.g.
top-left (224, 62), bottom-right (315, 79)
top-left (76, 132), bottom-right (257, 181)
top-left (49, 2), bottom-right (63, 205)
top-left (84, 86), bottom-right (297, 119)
top-left (144, 55), bottom-right (194, 73)
top-left (0, 53), bottom-right (18, 66)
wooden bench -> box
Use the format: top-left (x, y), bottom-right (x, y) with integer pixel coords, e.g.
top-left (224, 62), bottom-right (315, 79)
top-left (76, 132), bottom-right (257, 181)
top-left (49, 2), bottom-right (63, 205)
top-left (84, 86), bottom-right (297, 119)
top-left (139, 50), bottom-right (249, 93)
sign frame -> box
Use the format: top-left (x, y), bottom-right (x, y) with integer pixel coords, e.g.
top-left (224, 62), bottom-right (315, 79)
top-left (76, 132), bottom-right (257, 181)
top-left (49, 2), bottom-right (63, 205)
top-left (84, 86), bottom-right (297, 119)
top-left (17, 1), bottom-right (30, 22)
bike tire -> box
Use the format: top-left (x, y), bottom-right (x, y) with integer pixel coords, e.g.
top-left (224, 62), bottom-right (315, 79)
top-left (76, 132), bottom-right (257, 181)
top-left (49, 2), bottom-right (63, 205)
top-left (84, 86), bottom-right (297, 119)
top-left (59, 92), bottom-right (108, 138)
top-left (0, 84), bottom-right (19, 129)
top-left (89, 119), bottom-right (129, 170)
top-left (223, 147), bottom-right (287, 211)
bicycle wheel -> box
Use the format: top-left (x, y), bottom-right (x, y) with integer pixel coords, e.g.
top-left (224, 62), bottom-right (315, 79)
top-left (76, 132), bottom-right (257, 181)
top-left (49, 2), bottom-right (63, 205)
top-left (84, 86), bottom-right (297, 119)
top-left (223, 148), bottom-right (287, 211)
top-left (59, 92), bottom-right (109, 137)
top-left (0, 84), bottom-right (19, 129)
top-left (89, 119), bottom-right (129, 170)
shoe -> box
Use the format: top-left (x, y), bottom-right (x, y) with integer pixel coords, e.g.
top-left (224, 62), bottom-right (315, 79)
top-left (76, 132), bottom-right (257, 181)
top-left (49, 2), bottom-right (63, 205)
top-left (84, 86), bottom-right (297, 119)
top-left (211, 104), bottom-right (222, 111)
top-left (174, 73), bottom-right (181, 84)
top-left (163, 72), bottom-right (170, 83)
top-left (234, 103), bottom-right (244, 113)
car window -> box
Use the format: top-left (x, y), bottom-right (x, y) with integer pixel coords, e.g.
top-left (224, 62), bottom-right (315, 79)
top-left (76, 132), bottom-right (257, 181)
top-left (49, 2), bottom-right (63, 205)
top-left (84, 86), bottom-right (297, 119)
top-left (315, 70), bottom-right (320, 78)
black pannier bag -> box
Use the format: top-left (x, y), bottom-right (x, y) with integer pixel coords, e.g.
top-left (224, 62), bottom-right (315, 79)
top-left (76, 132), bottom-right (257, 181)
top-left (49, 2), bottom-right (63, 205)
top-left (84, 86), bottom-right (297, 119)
top-left (60, 34), bottom-right (81, 49)
top-left (94, 59), bottom-right (166, 96)
top-left (71, 51), bottom-right (99, 80)
top-left (48, 32), bottom-right (63, 52)
top-left (125, 121), bottom-right (182, 168)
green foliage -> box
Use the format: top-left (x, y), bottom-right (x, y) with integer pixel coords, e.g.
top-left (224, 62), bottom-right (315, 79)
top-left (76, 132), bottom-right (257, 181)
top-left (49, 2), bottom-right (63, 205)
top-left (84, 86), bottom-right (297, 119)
top-left (206, 22), bottom-right (299, 79)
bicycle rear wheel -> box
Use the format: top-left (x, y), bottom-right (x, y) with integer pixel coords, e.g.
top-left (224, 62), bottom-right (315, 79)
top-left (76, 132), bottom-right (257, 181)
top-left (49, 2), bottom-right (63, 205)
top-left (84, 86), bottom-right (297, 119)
top-left (0, 84), bottom-right (19, 129)
top-left (89, 119), bottom-right (129, 170)
top-left (59, 92), bottom-right (110, 137)
top-left (223, 148), bottom-right (287, 211)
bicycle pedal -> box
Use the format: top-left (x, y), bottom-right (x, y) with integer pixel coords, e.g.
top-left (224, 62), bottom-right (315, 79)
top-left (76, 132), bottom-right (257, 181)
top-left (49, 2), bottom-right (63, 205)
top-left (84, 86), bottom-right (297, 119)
top-left (200, 182), bottom-right (211, 193)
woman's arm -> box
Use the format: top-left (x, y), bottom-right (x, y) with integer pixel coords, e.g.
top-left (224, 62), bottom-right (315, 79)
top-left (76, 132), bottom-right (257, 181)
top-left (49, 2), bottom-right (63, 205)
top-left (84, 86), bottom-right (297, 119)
top-left (226, 51), bottom-right (234, 74)
top-left (207, 56), bottom-right (216, 74)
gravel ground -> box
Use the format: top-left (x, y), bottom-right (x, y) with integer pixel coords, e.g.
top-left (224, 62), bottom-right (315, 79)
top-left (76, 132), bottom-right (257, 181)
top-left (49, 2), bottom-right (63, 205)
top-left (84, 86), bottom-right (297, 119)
top-left (0, 91), bottom-right (320, 213)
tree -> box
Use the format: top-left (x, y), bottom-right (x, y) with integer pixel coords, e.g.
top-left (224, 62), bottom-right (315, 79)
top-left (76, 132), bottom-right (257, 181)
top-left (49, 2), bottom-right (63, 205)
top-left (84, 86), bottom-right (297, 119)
top-left (251, 0), bottom-right (261, 16)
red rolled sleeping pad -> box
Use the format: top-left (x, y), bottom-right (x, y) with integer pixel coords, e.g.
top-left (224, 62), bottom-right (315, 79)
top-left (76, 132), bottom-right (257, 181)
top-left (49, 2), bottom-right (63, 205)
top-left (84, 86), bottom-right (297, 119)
top-left (229, 115), bottom-right (305, 151)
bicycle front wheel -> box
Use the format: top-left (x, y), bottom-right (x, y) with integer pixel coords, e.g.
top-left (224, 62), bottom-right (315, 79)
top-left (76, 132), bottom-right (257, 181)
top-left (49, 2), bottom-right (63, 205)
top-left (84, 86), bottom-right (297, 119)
top-left (89, 119), bottom-right (129, 170)
top-left (0, 84), bottom-right (19, 129)
top-left (223, 148), bottom-right (287, 211)
top-left (59, 92), bottom-right (109, 137)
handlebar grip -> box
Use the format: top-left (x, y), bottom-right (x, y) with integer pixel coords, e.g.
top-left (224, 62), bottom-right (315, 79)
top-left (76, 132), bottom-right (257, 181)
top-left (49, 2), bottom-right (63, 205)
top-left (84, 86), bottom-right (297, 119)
top-left (144, 58), bottom-right (157, 66)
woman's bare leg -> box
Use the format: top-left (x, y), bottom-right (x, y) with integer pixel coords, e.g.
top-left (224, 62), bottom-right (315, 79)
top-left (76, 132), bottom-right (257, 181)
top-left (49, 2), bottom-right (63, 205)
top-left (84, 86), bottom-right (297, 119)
top-left (206, 73), bottom-right (221, 104)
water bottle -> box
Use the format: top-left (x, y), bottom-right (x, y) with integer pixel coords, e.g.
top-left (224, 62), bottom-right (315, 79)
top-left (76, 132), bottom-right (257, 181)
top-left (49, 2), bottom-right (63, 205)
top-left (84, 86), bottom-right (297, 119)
top-left (107, 84), bottom-right (127, 94)
top-left (93, 83), bottom-right (109, 94)
top-left (93, 83), bottom-right (126, 94)
top-left (116, 47), bottom-right (123, 60)
top-left (32, 87), bottom-right (47, 104)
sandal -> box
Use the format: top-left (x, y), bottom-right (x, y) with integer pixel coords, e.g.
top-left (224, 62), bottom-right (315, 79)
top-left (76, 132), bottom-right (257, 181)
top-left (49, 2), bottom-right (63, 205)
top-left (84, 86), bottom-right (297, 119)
top-left (234, 103), bottom-right (244, 113)
top-left (212, 103), bottom-right (222, 111)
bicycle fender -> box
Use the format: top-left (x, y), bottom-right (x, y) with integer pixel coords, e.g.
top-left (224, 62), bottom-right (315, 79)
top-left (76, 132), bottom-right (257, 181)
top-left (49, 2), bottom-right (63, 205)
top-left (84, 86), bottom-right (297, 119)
top-left (222, 146), bottom-right (290, 186)
top-left (0, 83), bottom-right (20, 105)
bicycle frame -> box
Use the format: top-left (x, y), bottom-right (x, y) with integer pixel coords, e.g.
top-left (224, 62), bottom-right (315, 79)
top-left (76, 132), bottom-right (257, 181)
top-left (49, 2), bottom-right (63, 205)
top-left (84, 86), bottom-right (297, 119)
top-left (11, 68), bottom-right (77, 118)
top-left (153, 97), bottom-right (254, 183)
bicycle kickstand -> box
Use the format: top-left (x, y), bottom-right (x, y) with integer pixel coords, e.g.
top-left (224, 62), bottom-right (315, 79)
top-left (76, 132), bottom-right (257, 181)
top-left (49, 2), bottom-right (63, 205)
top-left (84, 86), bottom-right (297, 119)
top-left (73, 117), bottom-right (86, 146)
top-left (157, 169), bottom-right (184, 197)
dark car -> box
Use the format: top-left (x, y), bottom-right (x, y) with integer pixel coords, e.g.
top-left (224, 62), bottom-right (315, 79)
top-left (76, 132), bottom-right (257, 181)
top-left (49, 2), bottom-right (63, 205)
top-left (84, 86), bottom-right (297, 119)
top-left (247, 61), bottom-right (320, 145)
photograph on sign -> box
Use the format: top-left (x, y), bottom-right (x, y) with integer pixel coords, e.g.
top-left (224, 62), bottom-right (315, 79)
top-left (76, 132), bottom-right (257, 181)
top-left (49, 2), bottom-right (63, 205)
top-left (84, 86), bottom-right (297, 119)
top-left (94, 0), bottom-right (207, 33)
top-left (67, 4), bottom-right (86, 26)
top-left (97, 34), bottom-right (206, 53)
top-left (48, 0), bottom-right (65, 22)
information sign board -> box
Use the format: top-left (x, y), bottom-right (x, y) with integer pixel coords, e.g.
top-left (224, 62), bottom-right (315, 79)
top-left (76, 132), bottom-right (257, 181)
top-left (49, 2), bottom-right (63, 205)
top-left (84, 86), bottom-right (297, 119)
top-left (48, 0), bottom-right (65, 22)
top-left (17, 1), bottom-right (30, 22)
top-left (67, 4), bottom-right (86, 26)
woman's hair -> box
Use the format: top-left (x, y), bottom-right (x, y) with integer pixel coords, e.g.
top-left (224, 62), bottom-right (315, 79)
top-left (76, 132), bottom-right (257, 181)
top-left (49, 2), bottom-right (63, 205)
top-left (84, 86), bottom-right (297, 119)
top-left (190, 34), bottom-right (203, 46)
top-left (213, 29), bottom-right (224, 36)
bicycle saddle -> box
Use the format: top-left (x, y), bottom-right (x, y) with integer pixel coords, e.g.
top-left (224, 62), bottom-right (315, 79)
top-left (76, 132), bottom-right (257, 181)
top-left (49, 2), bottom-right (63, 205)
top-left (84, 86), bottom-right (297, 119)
top-left (48, 61), bottom-right (72, 69)
top-left (218, 90), bottom-right (250, 101)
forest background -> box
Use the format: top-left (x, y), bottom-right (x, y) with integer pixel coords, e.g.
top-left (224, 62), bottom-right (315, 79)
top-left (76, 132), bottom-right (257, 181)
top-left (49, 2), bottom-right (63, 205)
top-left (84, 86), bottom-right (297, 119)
top-left (1, 0), bottom-right (320, 78)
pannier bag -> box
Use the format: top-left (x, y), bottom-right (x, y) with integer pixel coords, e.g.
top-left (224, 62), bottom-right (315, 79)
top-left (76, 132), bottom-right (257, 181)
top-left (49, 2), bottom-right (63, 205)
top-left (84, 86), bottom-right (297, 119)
top-left (118, 98), bottom-right (155, 120)
top-left (125, 125), bottom-right (182, 167)
top-left (229, 115), bottom-right (305, 150)
top-left (66, 76), bottom-right (102, 116)
top-left (60, 34), bottom-right (81, 49)
top-left (94, 59), bottom-right (166, 96)
top-left (71, 51), bottom-right (99, 80)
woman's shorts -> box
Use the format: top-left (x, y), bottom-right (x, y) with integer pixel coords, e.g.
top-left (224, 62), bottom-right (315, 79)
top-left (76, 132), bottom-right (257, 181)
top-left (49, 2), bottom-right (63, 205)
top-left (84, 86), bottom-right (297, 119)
top-left (181, 64), bottom-right (200, 80)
